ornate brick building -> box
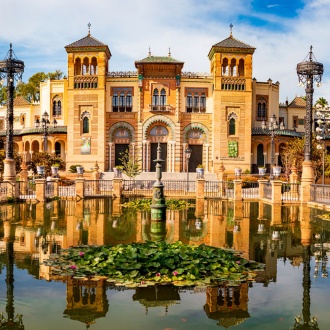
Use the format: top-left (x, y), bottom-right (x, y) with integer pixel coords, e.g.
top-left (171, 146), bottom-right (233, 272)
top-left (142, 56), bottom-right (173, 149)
top-left (0, 27), bottom-right (303, 174)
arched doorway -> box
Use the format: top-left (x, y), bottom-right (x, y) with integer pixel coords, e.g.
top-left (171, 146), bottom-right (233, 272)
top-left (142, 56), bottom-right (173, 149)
top-left (257, 144), bottom-right (264, 166)
top-left (148, 125), bottom-right (168, 172)
top-left (55, 142), bottom-right (61, 156)
top-left (108, 122), bottom-right (135, 171)
top-left (114, 129), bottom-right (130, 167)
top-left (185, 128), bottom-right (206, 171)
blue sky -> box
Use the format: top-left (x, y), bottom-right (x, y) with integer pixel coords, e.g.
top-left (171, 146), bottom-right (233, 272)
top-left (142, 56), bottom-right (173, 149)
top-left (1, 0), bottom-right (329, 103)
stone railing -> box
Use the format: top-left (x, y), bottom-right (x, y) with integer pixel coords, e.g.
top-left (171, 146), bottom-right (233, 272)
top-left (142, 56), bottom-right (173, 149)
top-left (0, 177), bottom-right (305, 204)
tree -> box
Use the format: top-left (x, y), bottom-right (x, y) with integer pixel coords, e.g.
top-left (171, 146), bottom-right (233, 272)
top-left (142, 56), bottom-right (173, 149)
top-left (119, 147), bottom-right (142, 179)
top-left (48, 70), bottom-right (64, 80)
top-left (315, 97), bottom-right (328, 107)
top-left (280, 135), bottom-right (328, 182)
top-left (16, 70), bottom-right (64, 102)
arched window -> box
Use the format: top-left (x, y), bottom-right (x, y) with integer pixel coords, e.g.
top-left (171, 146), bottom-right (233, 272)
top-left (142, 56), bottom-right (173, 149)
top-left (186, 92), bottom-right (193, 112)
top-left (229, 118), bottom-right (236, 135)
top-left (257, 97), bottom-right (267, 120)
top-left (74, 58), bottom-right (81, 75)
top-left (83, 117), bottom-right (89, 133)
top-left (230, 59), bottom-right (237, 76)
top-left (52, 97), bottom-right (62, 117)
top-left (90, 57), bottom-right (98, 75)
top-left (222, 58), bottom-right (229, 76)
top-left (160, 89), bottom-right (166, 110)
top-left (238, 59), bottom-right (244, 76)
top-left (193, 93), bottom-right (199, 112)
top-left (119, 92), bottom-right (125, 112)
top-left (112, 92), bottom-right (118, 112)
top-left (126, 91), bottom-right (132, 112)
top-left (152, 89), bottom-right (159, 110)
top-left (82, 57), bottom-right (89, 75)
top-left (200, 92), bottom-right (206, 111)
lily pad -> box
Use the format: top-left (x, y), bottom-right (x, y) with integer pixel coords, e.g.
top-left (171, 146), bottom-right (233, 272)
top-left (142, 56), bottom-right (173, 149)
top-left (43, 241), bottom-right (264, 287)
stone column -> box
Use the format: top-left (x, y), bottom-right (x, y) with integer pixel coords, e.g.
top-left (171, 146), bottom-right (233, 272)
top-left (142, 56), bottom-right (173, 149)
top-left (75, 178), bottom-right (85, 198)
top-left (113, 178), bottom-right (123, 198)
top-left (196, 178), bottom-right (205, 199)
top-left (53, 178), bottom-right (59, 197)
top-left (108, 142), bottom-right (113, 171)
top-left (271, 180), bottom-right (282, 203)
top-left (35, 179), bottom-right (46, 202)
top-left (258, 179), bottom-right (268, 199)
top-left (300, 161), bottom-right (314, 203)
top-left (205, 143), bottom-right (209, 173)
top-left (233, 180), bottom-right (242, 201)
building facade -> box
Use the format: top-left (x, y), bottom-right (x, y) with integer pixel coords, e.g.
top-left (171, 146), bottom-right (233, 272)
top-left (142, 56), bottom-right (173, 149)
top-left (0, 29), bottom-right (304, 174)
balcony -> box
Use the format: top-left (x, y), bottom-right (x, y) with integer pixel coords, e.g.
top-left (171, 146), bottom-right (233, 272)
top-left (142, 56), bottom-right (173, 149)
top-left (149, 105), bottom-right (173, 113)
top-left (186, 107), bottom-right (206, 113)
top-left (112, 106), bottom-right (132, 112)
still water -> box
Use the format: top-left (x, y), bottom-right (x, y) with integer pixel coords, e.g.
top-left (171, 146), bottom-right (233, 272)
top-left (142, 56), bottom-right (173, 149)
top-left (0, 198), bottom-right (329, 330)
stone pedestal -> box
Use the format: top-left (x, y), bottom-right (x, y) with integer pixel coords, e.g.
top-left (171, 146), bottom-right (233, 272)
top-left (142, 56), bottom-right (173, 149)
top-left (3, 158), bottom-right (16, 183)
top-left (300, 161), bottom-right (314, 203)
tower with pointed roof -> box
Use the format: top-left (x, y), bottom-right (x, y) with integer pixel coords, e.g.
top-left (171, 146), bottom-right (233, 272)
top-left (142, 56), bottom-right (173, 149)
top-left (208, 25), bottom-right (255, 170)
top-left (64, 24), bottom-right (111, 170)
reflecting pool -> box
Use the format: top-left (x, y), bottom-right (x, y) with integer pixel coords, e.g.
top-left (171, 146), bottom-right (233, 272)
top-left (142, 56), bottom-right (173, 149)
top-left (0, 199), bottom-right (329, 329)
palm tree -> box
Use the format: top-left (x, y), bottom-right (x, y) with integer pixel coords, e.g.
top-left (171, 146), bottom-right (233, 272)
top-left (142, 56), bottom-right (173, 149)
top-left (315, 97), bottom-right (328, 108)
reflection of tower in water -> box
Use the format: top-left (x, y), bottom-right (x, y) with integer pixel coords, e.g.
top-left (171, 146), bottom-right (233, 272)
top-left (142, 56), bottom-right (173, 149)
top-left (203, 283), bottom-right (250, 327)
top-left (64, 277), bottom-right (109, 329)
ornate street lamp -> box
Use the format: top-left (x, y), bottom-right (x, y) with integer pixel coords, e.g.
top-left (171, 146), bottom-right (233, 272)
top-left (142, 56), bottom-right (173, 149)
top-left (34, 111), bottom-right (57, 152)
top-left (297, 46), bottom-right (323, 183)
top-left (185, 147), bottom-right (192, 192)
top-left (315, 104), bottom-right (330, 185)
top-left (262, 113), bottom-right (284, 179)
top-left (0, 44), bottom-right (24, 182)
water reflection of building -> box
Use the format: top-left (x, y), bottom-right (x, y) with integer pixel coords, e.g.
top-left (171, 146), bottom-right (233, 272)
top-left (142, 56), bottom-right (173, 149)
top-left (132, 286), bottom-right (180, 315)
top-left (64, 277), bottom-right (109, 329)
top-left (203, 284), bottom-right (250, 328)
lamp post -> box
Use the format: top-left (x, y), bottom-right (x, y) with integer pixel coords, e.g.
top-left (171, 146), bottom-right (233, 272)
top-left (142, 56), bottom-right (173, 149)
top-left (315, 104), bottom-right (330, 185)
top-left (297, 46), bottom-right (323, 184)
top-left (0, 44), bottom-right (24, 182)
top-left (262, 113), bottom-right (284, 179)
top-left (185, 147), bottom-right (192, 192)
top-left (34, 111), bottom-right (57, 152)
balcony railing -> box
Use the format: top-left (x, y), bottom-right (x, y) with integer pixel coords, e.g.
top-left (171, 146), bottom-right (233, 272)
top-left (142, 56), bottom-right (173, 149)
top-left (112, 106), bottom-right (132, 112)
top-left (186, 107), bottom-right (206, 113)
top-left (149, 105), bottom-right (172, 112)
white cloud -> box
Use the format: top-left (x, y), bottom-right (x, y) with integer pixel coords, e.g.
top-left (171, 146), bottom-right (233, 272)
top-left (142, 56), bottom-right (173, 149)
top-left (1, 0), bottom-right (330, 102)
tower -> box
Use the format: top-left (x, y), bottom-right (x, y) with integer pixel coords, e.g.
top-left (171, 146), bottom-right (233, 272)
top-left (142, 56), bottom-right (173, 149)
top-left (208, 25), bottom-right (255, 172)
top-left (65, 24), bottom-right (111, 171)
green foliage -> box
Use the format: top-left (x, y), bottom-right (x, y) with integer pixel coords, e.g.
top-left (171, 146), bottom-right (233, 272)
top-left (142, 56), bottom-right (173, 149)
top-left (26, 152), bottom-right (65, 176)
top-left (16, 71), bottom-right (64, 102)
top-left (315, 97), bottom-right (328, 107)
top-left (43, 241), bottom-right (264, 287)
top-left (69, 165), bottom-right (82, 173)
top-left (121, 198), bottom-right (192, 210)
top-left (119, 147), bottom-right (142, 178)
